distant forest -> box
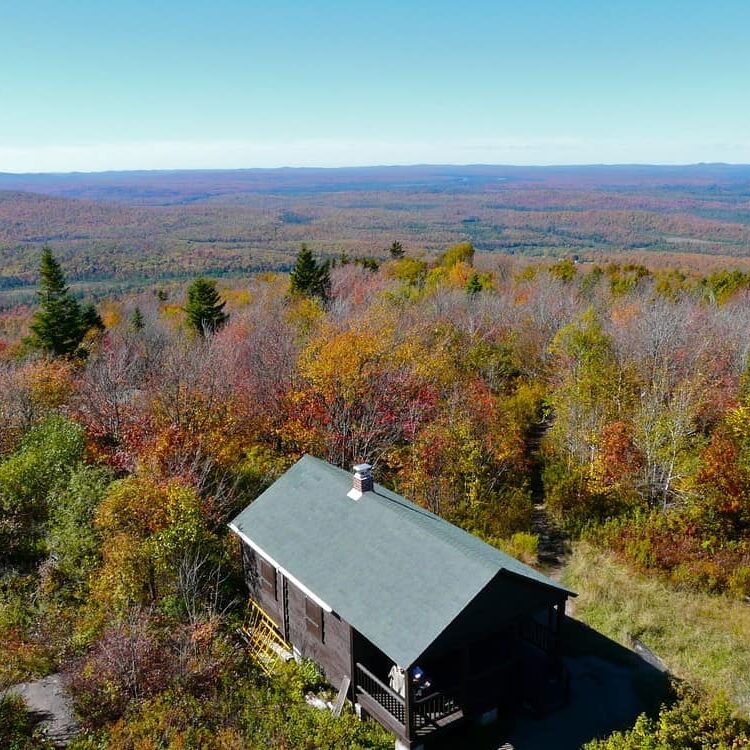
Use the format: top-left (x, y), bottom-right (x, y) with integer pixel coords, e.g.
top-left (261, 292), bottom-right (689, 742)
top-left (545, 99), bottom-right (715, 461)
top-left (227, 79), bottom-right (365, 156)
top-left (1, 164), bottom-right (750, 304)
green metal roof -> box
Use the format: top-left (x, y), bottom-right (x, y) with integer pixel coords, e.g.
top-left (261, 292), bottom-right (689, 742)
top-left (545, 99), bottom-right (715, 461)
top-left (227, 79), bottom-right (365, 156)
top-left (229, 454), bottom-right (573, 667)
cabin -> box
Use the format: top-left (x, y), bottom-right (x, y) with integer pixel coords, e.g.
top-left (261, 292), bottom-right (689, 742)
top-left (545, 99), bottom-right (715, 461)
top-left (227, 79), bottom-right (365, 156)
top-left (229, 455), bottom-right (574, 750)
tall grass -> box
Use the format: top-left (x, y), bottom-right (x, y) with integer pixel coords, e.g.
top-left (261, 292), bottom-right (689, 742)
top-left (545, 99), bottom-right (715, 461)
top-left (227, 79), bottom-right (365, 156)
top-left (562, 543), bottom-right (750, 715)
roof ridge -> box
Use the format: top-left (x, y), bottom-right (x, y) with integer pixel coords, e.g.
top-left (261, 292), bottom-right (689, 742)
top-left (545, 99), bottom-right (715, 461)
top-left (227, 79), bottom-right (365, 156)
top-left (303, 454), bottom-right (569, 592)
top-left (230, 453), bottom-right (573, 666)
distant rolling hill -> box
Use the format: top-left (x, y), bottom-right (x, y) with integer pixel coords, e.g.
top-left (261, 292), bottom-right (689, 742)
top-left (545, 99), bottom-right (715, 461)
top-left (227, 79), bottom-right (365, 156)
top-left (1, 164), bottom-right (750, 302)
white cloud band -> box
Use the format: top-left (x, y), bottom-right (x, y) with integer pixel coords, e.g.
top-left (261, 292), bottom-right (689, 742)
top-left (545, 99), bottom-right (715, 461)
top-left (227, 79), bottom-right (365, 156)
top-left (1, 138), bottom-right (749, 173)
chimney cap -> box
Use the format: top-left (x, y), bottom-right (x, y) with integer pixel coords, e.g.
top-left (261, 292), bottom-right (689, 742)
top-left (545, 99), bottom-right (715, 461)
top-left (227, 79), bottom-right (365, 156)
top-left (348, 462), bottom-right (374, 500)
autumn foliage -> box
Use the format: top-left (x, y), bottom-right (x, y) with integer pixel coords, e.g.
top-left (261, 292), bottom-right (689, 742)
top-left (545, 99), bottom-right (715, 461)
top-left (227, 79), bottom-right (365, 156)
top-left (5, 244), bottom-right (750, 746)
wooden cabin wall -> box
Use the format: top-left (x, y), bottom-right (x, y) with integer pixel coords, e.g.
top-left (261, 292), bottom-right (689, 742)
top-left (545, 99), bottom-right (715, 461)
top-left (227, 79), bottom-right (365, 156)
top-left (242, 543), bottom-right (352, 689)
top-left (242, 545), bottom-right (283, 627)
top-left (351, 630), bottom-right (393, 681)
top-left (284, 571), bottom-right (352, 689)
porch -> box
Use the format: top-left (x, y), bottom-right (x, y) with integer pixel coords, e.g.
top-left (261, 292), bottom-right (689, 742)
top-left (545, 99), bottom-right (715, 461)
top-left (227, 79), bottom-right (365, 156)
top-left (352, 606), bottom-right (567, 747)
top-left (355, 662), bottom-right (464, 743)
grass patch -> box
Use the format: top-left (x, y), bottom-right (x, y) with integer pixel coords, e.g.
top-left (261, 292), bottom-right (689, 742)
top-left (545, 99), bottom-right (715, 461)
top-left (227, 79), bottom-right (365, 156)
top-left (562, 543), bottom-right (750, 714)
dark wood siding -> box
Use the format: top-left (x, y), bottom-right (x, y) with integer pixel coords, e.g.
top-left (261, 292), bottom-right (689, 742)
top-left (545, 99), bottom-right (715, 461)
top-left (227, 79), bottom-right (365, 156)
top-left (242, 545), bottom-right (282, 628)
top-left (241, 542), bottom-right (352, 689)
top-left (305, 597), bottom-right (324, 640)
top-left (260, 558), bottom-right (278, 599)
top-left (284, 571), bottom-right (352, 688)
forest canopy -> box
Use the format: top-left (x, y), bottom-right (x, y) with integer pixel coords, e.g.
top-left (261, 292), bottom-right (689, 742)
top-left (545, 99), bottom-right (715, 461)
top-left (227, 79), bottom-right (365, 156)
top-left (2, 243), bottom-right (750, 748)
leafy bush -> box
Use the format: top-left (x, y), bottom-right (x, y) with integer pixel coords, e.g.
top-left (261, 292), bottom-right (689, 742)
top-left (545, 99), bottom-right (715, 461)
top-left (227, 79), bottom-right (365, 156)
top-left (596, 510), bottom-right (750, 597)
top-left (0, 694), bottom-right (53, 750)
top-left (91, 476), bottom-right (217, 614)
top-left (46, 465), bottom-right (114, 593)
top-left (585, 688), bottom-right (750, 750)
top-left (76, 660), bottom-right (392, 750)
top-left (0, 415), bottom-right (85, 561)
top-left (438, 241), bottom-right (474, 268)
top-left (0, 573), bottom-right (55, 684)
top-left (496, 531), bottom-right (539, 564)
top-left (66, 610), bottom-right (175, 727)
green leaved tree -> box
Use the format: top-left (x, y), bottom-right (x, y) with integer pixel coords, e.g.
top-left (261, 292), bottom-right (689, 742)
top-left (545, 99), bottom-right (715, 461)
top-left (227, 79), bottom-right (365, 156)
top-left (438, 241), bottom-right (474, 268)
top-left (289, 244), bottom-right (331, 301)
top-left (184, 277), bottom-right (228, 335)
top-left (27, 248), bottom-right (88, 356)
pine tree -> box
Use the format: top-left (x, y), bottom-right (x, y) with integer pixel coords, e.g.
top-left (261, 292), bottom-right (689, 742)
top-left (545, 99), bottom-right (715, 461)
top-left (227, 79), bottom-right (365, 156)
top-left (81, 303), bottom-right (105, 332)
top-left (389, 241), bottom-right (405, 259)
top-left (130, 307), bottom-right (145, 331)
top-left (27, 248), bottom-right (87, 356)
top-left (466, 273), bottom-right (483, 296)
top-left (184, 277), bottom-right (228, 335)
top-left (289, 245), bottom-right (331, 301)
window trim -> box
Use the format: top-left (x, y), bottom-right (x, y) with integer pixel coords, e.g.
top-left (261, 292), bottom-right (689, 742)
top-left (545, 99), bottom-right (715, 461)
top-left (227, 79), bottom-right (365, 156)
top-left (229, 525), bottom-right (332, 613)
top-left (259, 558), bottom-right (277, 600)
top-left (305, 596), bottom-right (324, 642)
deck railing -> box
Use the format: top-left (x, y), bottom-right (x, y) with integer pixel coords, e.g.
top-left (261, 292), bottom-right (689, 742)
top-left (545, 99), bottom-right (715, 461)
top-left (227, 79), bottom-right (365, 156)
top-left (355, 663), bottom-right (405, 725)
top-left (355, 662), bottom-right (463, 737)
top-left (412, 687), bottom-right (460, 730)
top-left (521, 618), bottom-right (553, 652)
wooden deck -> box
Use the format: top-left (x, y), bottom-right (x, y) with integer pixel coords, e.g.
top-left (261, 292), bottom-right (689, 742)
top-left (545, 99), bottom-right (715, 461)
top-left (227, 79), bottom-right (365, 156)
top-left (355, 663), bottom-right (464, 745)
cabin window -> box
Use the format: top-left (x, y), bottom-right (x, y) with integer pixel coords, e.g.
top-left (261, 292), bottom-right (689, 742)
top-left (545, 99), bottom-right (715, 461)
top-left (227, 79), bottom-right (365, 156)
top-left (259, 558), bottom-right (277, 599)
top-left (305, 597), bottom-right (324, 642)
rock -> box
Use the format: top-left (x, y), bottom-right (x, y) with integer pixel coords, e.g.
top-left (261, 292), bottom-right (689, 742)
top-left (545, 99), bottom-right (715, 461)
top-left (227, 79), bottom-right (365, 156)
top-left (4, 673), bottom-right (79, 746)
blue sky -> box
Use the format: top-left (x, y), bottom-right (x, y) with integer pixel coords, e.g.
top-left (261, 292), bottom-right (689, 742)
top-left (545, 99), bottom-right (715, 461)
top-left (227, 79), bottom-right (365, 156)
top-left (1, 0), bottom-right (748, 171)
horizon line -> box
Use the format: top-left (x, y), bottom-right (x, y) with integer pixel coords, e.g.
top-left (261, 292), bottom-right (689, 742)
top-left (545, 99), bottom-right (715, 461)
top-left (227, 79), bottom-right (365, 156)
top-left (2, 161), bottom-right (750, 177)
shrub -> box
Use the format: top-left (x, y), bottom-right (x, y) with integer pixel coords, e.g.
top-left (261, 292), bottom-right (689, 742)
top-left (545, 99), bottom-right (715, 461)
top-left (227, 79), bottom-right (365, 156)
top-left (385, 257), bottom-right (428, 286)
top-left (438, 241), bottom-right (474, 268)
top-left (728, 566), bottom-right (750, 598)
top-left (496, 532), bottom-right (539, 564)
top-left (585, 688), bottom-right (750, 749)
top-left (66, 610), bottom-right (174, 727)
top-left (548, 258), bottom-right (577, 282)
top-left (0, 573), bottom-right (55, 684)
top-left (0, 415), bottom-right (85, 561)
top-left (672, 559), bottom-right (725, 594)
top-left (47, 465), bottom-right (114, 593)
top-left (0, 693), bottom-right (53, 750)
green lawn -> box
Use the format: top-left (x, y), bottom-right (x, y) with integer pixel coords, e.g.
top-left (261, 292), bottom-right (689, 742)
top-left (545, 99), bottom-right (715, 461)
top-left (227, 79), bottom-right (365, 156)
top-left (562, 543), bottom-right (750, 715)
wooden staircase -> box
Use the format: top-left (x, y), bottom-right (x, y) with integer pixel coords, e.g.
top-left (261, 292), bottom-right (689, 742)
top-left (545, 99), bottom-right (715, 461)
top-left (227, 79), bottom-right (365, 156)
top-left (239, 601), bottom-right (293, 676)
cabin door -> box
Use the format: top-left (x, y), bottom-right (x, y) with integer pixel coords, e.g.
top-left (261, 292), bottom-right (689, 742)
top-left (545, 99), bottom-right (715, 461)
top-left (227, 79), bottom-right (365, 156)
top-left (282, 576), bottom-right (291, 642)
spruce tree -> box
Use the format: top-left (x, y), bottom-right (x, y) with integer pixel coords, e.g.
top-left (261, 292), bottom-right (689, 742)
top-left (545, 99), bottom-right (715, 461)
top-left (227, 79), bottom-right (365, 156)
top-left (289, 245), bottom-right (331, 301)
top-left (466, 273), bottom-right (483, 296)
top-left (184, 277), bottom-right (228, 335)
top-left (81, 303), bottom-right (105, 332)
top-left (389, 241), bottom-right (405, 259)
top-left (130, 307), bottom-right (145, 331)
top-left (28, 248), bottom-right (87, 356)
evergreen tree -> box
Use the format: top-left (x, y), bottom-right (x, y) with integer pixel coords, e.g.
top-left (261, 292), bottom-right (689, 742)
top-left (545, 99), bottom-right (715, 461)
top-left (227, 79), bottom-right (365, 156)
top-left (130, 307), bottom-right (145, 331)
top-left (289, 245), bottom-right (331, 301)
top-left (389, 241), bottom-right (405, 259)
top-left (355, 257), bottom-right (379, 272)
top-left (27, 248), bottom-right (87, 356)
top-left (466, 273), bottom-right (483, 296)
top-left (81, 303), bottom-right (105, 332)
top-left (184, 277), bottom-right (228, 335)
